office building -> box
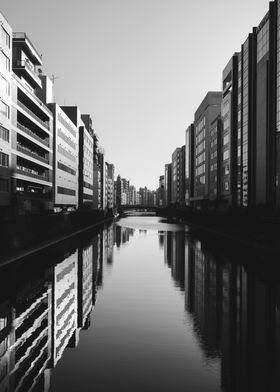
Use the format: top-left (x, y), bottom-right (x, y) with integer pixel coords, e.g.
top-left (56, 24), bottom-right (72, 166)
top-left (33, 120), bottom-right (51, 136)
top-left (185, 125), bottom-right (195, 206)
top-left (191, 92), bottom-right (222, 209)
top-left (220, 54), bottom-right (239, 207)
top-left (171, 146), bottom-right (185, 205)
top-left (209, 115), bottom-right (222, 202)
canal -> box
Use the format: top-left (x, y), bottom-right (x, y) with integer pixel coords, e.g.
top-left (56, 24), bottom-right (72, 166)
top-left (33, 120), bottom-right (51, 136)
top-left (0, 216), bottom-right (280, 391)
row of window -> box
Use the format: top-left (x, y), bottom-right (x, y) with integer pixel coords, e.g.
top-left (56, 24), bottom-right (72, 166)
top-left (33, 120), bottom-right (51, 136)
top-left (57, 186), bottom-right (76, 196)
top-left (57, 128), bottom-right (76, 150)
top-left (57, 161), bottom-right (76, 176)
top-left (57, 144), bottom-right (76, 163)
top-left (57, 113), bottom-right (76, 138)
top-left (195, 116), bottom-right (205, 135)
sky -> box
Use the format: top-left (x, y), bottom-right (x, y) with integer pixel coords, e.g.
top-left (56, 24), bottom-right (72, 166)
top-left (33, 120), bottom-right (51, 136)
top-left (1, 0), bottom-right (270, 189)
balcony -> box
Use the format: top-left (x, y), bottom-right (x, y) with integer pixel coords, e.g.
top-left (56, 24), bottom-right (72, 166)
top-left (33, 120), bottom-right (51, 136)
top-left (17, 122), bottom-right (49, 147)
top-left (17, 144), bottom-right (49, 165)
top-left (13, 60), bottom-right (42, 89)
top-left (17, 100), bottom-right (49, 131)
top-left (16, 167), bottom-right (49, 182)
top-left (13, 73), bottom-right (52, 116)
top-left (13, 33), bottom-right (42, 66)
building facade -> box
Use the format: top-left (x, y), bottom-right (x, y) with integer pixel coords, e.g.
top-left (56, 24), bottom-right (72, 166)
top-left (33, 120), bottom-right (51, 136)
top-left (171, 146), bottom-right (185, 205)
top-left (191, 92), bottom-right (222, 209)
top-left (11, 33), bottom-right (53, 213)
top-left (0, 12), bottom-right (12, 209)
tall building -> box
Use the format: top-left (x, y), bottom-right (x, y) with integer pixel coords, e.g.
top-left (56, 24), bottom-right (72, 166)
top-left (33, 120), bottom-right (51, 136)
top-left (105, 162), bottom-right (114, 209)
top-left (97, 148), bottom-right (105, 209)
top-left (185, 125), bottom-right (195, 206)
top-left (11, 33), bottom-right (53, 212)
top-left (157, 175), bottom-right (165, 206)
top-left (129, 184), bottom-right (136, 205)
top-left (171, 146), bottom-right (185, 205)
top-left (191, 92), bottom-right (222, 209)
top-left (0, 12), bottom-right (12, 209)
top-left (220, 54), bottom-right (239, 207)
top-left (164, 163), bottom-right (172, 206)
top-left (209, 115), bottom-right (222, 202)
top-left (60, 106), bottom-right (88, 210)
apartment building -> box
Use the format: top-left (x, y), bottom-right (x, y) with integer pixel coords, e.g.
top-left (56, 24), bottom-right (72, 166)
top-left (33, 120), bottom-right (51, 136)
top-left (11, 33), bottom-right (53, 212)
top-left (171, 146), bottom-right (185, 205)
top-left (0, 12), bottom-right (12, 209)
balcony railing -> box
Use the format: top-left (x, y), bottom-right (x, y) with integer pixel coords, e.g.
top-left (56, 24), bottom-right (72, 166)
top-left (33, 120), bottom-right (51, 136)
top-left (17, 144), bottom-right (49, 165)
top-left (13, 59), bottom-right (42, 87)
top-left (16, 167), bottom-right (49, 182)
top-left (13, 73), bottom-right (52, 116)
top-left (17, 100), bottom-right (50, 131)
top-left (17, 122), bottom-right (49, 147)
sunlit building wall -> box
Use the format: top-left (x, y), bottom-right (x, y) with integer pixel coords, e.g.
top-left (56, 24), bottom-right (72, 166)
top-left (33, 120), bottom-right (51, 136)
top-left (0, 12), bottom-right (12, 208)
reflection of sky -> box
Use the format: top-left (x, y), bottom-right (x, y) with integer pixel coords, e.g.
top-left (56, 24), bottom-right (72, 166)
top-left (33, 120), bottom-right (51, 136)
top-left (117, 216), bottom-right (188, 232)
top-left (52, 217), bottom-right (221, 392)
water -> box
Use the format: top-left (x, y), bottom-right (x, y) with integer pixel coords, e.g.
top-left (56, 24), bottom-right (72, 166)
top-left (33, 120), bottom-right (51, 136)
top-left (1, 216), bottom-right (280, 391)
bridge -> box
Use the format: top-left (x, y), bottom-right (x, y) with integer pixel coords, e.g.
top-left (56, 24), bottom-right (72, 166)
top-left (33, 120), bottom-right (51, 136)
top-left (118, 205), bottom-right (159, 216)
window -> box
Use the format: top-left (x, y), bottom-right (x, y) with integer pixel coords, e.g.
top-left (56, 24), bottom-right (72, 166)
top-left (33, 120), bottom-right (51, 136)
top-left (0, 101), bottom-right (9, 119)
top-left (0, 152), bottom-right (9, 167)
top-left (0, 75), bottom-right (9, 95)
top-left (223, 134), bottom-right (230, 146)
top-left (223, 149), bottom-right (229, 161)
top-left (0, 125), bottom-right (9, 142)
top-left (1, 27), bottom-right (10, 48)
top-left (0, 52), bottom-right (10, 72)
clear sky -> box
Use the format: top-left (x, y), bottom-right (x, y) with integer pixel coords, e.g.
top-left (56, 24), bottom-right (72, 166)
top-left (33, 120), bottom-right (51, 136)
top-left (1, 0), bottom-right (269, 189)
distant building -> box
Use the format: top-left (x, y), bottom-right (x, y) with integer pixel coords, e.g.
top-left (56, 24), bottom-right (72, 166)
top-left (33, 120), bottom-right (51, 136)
top-left (129, 184), bottom-right (136, 205)
top-left (209, 115), bottom-right (222, 202)
top-left (164, 163), bottom-right (172, 206)
top-left (171, 146), bottom-right (185, 205)
top-left (185, 125), bottom-right (195, 206)
top-left (105, 162), bottom-right (114, 208)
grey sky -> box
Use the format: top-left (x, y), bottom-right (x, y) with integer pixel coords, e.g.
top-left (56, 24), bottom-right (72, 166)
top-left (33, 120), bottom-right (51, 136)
top-left (2, 0), bottom-right (269, 189)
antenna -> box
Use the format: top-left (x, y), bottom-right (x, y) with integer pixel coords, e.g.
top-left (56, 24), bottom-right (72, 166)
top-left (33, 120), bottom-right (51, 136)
top-left (51, 74), bottom-right (60, 84)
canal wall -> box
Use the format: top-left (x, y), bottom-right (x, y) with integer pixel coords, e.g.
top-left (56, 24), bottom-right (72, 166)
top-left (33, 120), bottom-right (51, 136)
top-left (158, 206), bottom-right (280, 256)
top-left (0, 209), bottom-right (114, 265)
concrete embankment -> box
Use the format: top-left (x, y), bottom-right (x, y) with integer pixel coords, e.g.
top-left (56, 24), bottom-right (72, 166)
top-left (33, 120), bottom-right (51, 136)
top-left (0, 210), bottom-right (114, 267)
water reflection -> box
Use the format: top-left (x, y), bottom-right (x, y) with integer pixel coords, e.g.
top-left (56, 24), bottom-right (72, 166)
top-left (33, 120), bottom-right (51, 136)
top-left (1, 219), bottom-right (280, 391)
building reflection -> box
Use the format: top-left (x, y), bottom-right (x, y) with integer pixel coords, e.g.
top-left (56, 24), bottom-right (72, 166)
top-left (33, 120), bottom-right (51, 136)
top-left (163, 230), bottom-right (280, 391)
top-left (0, 223), bottom-right (117, 392)
top-left (115, 225), bottom-right (134, 248)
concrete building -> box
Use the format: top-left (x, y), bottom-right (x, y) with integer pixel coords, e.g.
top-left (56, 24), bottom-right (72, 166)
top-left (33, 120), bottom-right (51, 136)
top-left (129, 184), bottom-right (136, 205)
top-left (78, 117), bottom-right (94, 209)
top-left (157, 175), bottom-right (165, 206)
top-left (185, 125), bottom-right (195, 206)
top-left (0, 12), bottom-right (12, 209)
top-left (164, 163), bottom-right (172, 206)
top-left (191, 92), bottom-right (222, 209)
top-left (11, 33), bottom-right (53, 212)
top-left (171, 146), bottom-right (185, 205)
top-left (209, 115), bottom-right (222, 202)
top-left (97, 148), bottom-right (106, 209)
top-left (105, 162), bottom-right (114, 209)
top-left (60, 106), bottom-right (89, 210)
top-left (220, 54), bottom-right (239, 207)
